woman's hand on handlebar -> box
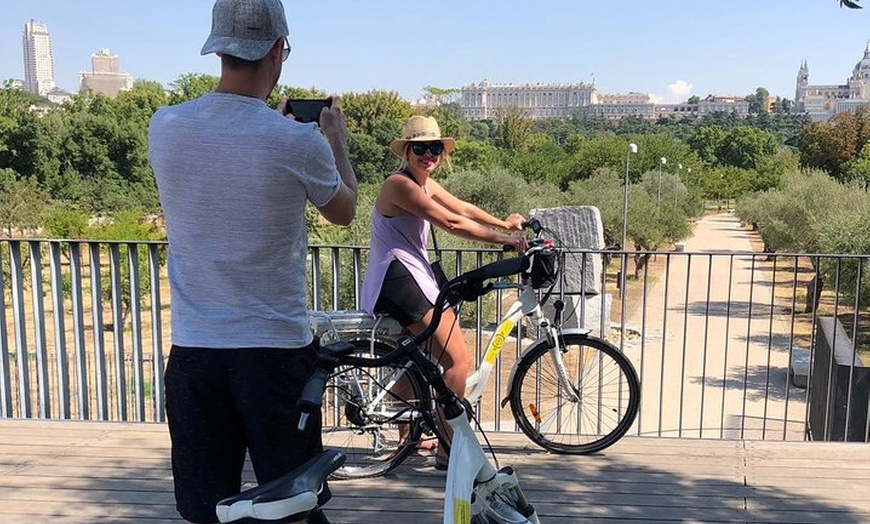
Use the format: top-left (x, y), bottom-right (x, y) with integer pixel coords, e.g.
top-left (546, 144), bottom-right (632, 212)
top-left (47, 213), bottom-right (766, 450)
top-left (503, 235), bottom-right (528, 253)
top-left (504, 213), bottom-right (526, 231)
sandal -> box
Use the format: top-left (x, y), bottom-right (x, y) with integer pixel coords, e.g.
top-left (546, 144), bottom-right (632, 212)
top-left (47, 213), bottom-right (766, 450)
top-left (416, 437), bottom-right (439, 452)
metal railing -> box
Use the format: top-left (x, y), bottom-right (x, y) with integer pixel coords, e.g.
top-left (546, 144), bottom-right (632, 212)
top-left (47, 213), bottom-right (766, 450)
top-left (1, 238), bottom-right (868, 443)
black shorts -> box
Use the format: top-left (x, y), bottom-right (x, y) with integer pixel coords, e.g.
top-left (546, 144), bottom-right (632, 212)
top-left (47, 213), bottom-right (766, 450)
top-left (374, 259), bottom-right (434, 327)
top-left (165, 343), bottom-right (327, 524)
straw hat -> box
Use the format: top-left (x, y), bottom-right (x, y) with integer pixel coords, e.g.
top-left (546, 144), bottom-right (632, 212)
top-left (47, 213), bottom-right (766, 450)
top-left (389, 116), bottom-right (456, 158)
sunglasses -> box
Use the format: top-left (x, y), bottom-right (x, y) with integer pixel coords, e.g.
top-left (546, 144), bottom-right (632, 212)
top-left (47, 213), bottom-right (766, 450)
top-left (281, 38), bottom-right (291, 62)
top-left (409, 141), bottom-right (444, 156)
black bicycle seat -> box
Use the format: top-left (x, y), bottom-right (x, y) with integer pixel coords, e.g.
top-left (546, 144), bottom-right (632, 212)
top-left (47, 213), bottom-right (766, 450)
top-left (215, 449), bottom-right (345, 522)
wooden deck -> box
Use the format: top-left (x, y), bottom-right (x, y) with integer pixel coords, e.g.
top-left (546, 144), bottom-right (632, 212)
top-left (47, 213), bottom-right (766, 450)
top-left (0, 420), bottom-right (869, 523)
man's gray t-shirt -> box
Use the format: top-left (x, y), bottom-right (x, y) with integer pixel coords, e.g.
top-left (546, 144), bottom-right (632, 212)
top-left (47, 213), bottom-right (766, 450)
top-left (148, 93), bottom-right (340, 349)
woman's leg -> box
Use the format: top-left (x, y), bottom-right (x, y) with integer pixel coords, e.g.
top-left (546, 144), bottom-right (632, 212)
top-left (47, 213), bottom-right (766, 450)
top-left (408, 306), bottom-right (470, 396)
top-left (406, 306), bottom-right (470, 466)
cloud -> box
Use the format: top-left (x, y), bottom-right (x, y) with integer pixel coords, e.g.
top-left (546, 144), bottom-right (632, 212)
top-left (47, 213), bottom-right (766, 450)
top-left (651, 79), bottom-right (693, 104)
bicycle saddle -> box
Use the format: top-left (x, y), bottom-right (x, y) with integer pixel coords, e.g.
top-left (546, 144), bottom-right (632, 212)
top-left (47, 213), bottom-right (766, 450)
top-left (215, 449), bottom-right (345, 522)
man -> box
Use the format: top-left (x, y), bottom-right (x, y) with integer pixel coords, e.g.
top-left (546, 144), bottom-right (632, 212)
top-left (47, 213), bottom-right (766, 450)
top-left (147, 0), bottom-right (357, 522)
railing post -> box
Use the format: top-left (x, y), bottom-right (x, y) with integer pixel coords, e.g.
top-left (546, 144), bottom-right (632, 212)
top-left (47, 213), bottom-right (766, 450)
top-left (149, 244), bottom-right (166, 422)
top-left (108, 244), bottom-right (127, 421)
top-left (49, 241), bottom-right (71, 419)
top-left (9, 242), bottom-right (31, 418)
top-left (0, 243), bottom-right (12, 417)
top-left (68, 242), bottom-right (89, 420)
top-left (127, 243), bottom-right (145, 421)
top-left (88, 243), bottom-right (109, 421)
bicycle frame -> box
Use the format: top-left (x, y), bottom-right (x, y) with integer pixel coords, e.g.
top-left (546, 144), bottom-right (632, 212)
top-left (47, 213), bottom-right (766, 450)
top-left (465, 281), bottom-right (580, 406)
top-left (445, 408), bottom-right (539, 524)
top-left (394, 337), bottom-right (540, 524)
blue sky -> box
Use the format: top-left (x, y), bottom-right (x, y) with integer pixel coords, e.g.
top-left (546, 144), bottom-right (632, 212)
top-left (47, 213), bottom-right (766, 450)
top-left (2, 1), bottom-right (870, 104)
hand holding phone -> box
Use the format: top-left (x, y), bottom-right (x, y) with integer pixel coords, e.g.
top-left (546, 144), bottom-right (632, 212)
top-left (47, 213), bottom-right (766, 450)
top-left (283, 98), bottom-right (332, 125)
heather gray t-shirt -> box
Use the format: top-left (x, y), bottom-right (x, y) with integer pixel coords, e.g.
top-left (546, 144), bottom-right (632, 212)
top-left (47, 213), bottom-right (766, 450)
top-left (148, 92), bottom-right (340, 349)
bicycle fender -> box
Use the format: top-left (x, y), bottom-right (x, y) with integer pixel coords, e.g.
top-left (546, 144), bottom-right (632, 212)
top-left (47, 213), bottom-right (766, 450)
top-left (499, 328), bottom-right (591, 408)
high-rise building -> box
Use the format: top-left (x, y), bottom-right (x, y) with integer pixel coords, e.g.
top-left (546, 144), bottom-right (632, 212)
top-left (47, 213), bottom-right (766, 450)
top-left (22, 20), bottom-right (56, 95)
top-left (79, 48), bottom-right (133, 98)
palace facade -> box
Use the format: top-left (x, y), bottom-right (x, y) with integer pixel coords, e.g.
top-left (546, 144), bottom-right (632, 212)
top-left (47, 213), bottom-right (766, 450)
top-left (458, 79), bottom-right (748, 121)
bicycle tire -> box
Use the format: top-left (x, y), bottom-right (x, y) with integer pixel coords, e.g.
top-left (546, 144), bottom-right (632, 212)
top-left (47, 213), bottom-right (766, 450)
top-left (321, 339), bottom-right (431, 479)
top-left (509, 333), bottom-right (640, 454)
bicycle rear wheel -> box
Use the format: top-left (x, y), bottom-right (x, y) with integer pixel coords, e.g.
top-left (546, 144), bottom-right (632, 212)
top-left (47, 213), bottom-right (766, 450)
top-left (322, 339), bottom-right (431, 479)
top-left (509, 333), bottom-right (640, 454)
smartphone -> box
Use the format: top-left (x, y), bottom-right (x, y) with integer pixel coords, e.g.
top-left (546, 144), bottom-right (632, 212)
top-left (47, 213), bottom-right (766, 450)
top-left (284, 98), bottom-right (332, 125)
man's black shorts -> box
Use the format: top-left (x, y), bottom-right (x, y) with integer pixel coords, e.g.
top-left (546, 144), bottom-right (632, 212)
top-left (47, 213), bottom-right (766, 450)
top-left (165, 343), bottom-right (326, 524)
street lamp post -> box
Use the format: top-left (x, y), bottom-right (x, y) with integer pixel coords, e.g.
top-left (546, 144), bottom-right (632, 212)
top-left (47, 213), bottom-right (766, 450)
top-left (621, 143), bottom-right (637, 297)
top-left (675, 163), bottom-right (683, 206)
top-left (657, 157), bottom-right (667, 206)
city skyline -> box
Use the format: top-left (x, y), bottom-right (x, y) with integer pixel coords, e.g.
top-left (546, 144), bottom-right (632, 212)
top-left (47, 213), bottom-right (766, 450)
top-left (1, 1), bottom-right (869, 103)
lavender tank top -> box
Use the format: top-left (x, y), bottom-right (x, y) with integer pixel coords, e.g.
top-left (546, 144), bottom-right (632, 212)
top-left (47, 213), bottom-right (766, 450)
top-left (360, 203), bottom-right (439, 316)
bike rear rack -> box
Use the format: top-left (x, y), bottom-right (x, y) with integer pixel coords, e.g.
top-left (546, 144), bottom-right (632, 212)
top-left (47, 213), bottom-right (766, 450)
top-left (308, 310), bottom-right (403, 345)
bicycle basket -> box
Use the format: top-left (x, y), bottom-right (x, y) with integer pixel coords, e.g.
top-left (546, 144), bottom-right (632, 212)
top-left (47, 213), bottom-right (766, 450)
top-left (529, 246), bottom-right (557, 289)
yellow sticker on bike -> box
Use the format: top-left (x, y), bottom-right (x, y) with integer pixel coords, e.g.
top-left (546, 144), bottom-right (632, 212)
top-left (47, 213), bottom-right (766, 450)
top-left (484, 320), bottom-right (515, 365)
top-left (453, 499), bottom-right (471, 523)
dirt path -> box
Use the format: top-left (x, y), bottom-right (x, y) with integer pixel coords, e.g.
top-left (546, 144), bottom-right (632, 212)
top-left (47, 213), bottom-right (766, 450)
top-left (621, 212), bottom-right (807, 440)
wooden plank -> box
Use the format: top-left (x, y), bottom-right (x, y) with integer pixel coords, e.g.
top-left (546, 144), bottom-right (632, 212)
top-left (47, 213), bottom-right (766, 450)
top-left (2, 419), bottom-right (870, 523)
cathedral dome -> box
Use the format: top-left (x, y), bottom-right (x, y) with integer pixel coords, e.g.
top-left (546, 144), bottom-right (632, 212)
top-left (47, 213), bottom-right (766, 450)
top-left (852, 44), bottom-right (870, 79)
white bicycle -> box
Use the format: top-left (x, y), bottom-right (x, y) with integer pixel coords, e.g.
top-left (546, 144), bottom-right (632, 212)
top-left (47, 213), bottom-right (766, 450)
top-left (215, 229), bottom-right (552, 523)
top-left (319, 218), bottom-right (640, 479)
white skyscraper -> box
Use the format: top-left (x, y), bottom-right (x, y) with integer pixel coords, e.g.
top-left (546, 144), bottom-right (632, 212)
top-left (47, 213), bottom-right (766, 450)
top-left (22, 20), bottom-right (56, 95)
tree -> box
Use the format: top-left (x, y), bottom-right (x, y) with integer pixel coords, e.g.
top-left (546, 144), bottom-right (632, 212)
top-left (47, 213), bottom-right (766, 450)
top-left (342, 90), bottom-right (412, 138)
top-left (494, 106), bottom-right (533, 151)
top-left (745, 87), bottom-right (770, 115)
top-left (86, 209), bottom-right (166, 325)
top-left (798, 107), bottom-right (870, 180)
top-left (450, 140), bottom-right (501, 173)
top-left (509, 133), bottom-right (572, 186)
top-left (688, 126), bottom-right (726, 165)
top-left (716, 126), bottom-right (778, 170)
top-left (340, 90), bottom-right (412, 180)
top-left (168, 74), bottom-right (219, 105)
top-left (0, 170), bottom-right (49, 235)
top-left (112, 81), bottom-right (169, 126)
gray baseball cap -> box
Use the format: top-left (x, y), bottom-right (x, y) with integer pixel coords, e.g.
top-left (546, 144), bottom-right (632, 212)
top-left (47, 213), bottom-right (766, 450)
top-left (200, 0), bottom-right (289, 61)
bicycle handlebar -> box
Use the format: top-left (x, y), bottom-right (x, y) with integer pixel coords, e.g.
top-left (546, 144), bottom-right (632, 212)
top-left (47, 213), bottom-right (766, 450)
top-left (297, 367), bottom-right (330, 430)
top-left (411, 255), bottom-right (530, 346)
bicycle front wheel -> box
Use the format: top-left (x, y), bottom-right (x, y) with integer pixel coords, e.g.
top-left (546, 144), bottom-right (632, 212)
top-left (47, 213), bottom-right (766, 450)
top-left (322, 339), bottom-right (431, 479)
top-left (509, 333), bottom-right (640, 454)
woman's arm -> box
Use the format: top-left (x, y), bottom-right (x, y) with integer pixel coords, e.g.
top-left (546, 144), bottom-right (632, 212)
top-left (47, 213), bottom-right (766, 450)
top-left (427, 178), bottom-right (525, 231)
top-left (379, 175), bottom-right (526, 251)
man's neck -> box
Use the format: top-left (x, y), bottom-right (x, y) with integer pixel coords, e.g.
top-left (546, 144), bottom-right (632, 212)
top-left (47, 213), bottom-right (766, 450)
top-left (216, 77), bottom-right (269, 101)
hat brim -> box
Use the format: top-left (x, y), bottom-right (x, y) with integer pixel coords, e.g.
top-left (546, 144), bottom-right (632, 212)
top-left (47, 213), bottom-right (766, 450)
top-left (201, 35), bottom-right (277, 61)
top-left (389, 137), bottom-right (456, 158)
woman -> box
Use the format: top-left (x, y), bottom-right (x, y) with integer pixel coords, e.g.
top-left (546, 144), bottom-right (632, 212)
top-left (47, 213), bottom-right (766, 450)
top-left (360, 115), bottom-right (527, 468)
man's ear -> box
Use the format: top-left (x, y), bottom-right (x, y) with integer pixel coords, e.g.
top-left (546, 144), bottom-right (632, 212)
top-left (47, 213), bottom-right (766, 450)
top-left (269, 38), bottom-right (283, 61)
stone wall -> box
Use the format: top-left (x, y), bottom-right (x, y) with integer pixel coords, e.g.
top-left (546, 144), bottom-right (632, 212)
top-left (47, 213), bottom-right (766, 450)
top-left (808, 317), bottom-right (870, 442)
top-left (530, 206), bottom-right (610, 334)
